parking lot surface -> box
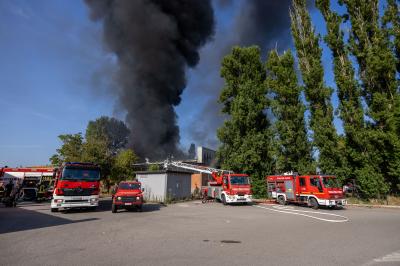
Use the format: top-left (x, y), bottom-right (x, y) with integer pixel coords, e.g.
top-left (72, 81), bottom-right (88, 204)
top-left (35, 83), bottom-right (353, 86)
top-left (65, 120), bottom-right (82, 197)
top-left (1, 199), bottom-right (400, 266)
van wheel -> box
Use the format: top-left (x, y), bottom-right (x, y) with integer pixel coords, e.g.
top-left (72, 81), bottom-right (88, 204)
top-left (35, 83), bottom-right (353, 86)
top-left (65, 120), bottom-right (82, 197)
top-left (111, 203), bottom-right (117, 213)
top-left (221, 194), bottom-right (227, 205)
top-left (309, 198), bottom-right (319, 209)
top-left (51, 208), bottom-right (58, 212)
top-left (277, 195), bottom-right (286, 205)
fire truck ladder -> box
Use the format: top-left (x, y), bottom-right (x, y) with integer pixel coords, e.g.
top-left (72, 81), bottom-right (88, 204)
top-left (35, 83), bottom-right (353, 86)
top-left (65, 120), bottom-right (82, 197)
top-left (164, 160), bottom-right (232, 175)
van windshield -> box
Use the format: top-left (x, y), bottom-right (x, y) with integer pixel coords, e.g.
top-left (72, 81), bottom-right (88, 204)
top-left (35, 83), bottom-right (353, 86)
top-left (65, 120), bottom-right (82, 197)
top-left (230, 175), bottom-right (249, 185)
top-left (119, 183), bottom-right (140, 190)
top-left (61, 168), bottom-right (100, 181)
top-left (322, 177), bottom-right (340, 188)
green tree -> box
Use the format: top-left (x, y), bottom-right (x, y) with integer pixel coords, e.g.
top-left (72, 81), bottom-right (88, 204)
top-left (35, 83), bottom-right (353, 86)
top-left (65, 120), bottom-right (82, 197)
top-left (148, 164), bottom-right (160, 171)
top-left (266, 49), bottom-right (314, 174)
top-left (86, 116), bottom-right (130, 156)
top-left (316, 0), bottom-right (364, 186)
top-left (340, 0), bottom-right (399, 196)
top-left (383, 0), bottom-right (400, 74)
top-left (217, 46), bottom-right (273, 198)
top-left (111, 149), bottom-right (139, 182)
top-left (84, 117), bottom-right (131, 190)
top-left (50, 133), bottom-right (84, 166)
top-left (290, 0), bottom-right (343, 177)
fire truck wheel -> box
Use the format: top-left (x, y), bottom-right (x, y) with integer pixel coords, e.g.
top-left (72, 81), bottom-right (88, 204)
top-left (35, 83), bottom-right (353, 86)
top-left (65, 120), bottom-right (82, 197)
top-left (51, 208), bottom-right (58, 212)
top-left (309, 198), bottom-right (319, 209)
top-left (221, 194), bottom-right (227, 205)
top-left (277, 195), bottom-right (286, 205)
top-left (111, 203), bottom-right (117, 213)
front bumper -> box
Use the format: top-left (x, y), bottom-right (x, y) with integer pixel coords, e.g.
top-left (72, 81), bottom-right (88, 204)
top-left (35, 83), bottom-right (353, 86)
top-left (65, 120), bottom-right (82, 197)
top-left (225, 194), bottom-right (252, 203)
top-left (51, 195), bottom-right (99, 209)
top-left (319, 198), bottom-right (347, 207)
top-left (114, 196), bottom-right (143, 206)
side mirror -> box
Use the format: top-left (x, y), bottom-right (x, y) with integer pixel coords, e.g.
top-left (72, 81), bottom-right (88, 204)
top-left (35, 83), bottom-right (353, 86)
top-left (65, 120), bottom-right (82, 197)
top-left (141, 188), bottom-right (145, 192)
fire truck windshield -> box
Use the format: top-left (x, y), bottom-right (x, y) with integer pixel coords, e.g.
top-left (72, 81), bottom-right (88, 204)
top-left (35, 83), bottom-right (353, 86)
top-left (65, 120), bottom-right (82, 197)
top-left (230, 175), bottom-right (249, 185)
top-left (61, 168), bottom-right (100, 181)
top-left (322, 177), bottom-right (340, 188)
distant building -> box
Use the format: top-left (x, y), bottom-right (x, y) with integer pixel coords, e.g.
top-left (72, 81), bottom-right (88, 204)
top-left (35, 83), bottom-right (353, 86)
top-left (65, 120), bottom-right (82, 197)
top-left (136, 170), bottom-right (192, 202)
top-left (196, 146), bottom-right (216, 166)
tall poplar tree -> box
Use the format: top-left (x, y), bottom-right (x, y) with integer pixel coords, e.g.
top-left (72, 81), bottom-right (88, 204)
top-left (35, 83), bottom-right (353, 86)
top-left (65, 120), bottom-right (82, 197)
top-left (290, 0), bottom-right (343, 176)
top-left (341, 0), bottom-right (399, 196)
top-left (316, 0), bottom-right (365, 187)
top-left (217, 46), bottom-right (273, 197)
top-left (266, 50), bottom-right (314, 174)
top-left (383, 0), bottom-right (400, 74)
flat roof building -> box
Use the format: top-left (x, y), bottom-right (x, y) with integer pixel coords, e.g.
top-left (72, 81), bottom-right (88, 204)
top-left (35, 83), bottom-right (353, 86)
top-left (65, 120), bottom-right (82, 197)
top-left (136, 170), bottom-right (192, 202)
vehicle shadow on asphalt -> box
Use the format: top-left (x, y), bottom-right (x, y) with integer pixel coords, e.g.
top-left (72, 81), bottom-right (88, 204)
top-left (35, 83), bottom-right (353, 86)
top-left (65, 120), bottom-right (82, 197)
top-left (114, 203), bottom-right (164, 213)
top-left (0, 207), bottom-right (98, 234)
top-left (60, 199), bottom-right (164, 214)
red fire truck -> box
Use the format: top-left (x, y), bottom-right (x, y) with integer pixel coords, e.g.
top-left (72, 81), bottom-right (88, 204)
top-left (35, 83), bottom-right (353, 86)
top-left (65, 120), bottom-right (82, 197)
top-left (51, 162), bottom-right (101, 212)
top-left (166, 161), bottom-right (252, 204)
top-left (266, 173), bottom-right (346, 209)
top-left (0, 167), bottom-right (54, 200)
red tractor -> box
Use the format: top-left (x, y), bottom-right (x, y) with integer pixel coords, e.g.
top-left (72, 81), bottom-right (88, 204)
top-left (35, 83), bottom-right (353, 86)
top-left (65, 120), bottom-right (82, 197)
top-left (112, 181), bottom-right (144, 213)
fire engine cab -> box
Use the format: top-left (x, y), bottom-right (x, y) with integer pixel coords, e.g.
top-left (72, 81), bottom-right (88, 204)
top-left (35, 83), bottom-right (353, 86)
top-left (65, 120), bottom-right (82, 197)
top-left (266, 173), bottom-right (346, 209)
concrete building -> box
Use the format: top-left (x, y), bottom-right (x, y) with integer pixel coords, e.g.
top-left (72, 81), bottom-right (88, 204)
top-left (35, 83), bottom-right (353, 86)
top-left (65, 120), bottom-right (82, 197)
top-left (136, 170), bottom-right (192, 202)
top-left (196, 146), bottom-right (216, 166)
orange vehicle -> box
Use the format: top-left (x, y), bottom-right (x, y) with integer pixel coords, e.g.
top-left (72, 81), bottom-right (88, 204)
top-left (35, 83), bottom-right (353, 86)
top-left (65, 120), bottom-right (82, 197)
top-left (266, 173), bottom-right (346, 209)
top-left (112, 181), bottom-right (144, 213)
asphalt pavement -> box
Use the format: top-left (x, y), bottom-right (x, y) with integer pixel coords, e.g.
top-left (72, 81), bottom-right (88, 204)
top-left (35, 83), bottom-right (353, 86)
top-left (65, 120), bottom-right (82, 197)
top-left (0, 199), bottom-right (399, 266)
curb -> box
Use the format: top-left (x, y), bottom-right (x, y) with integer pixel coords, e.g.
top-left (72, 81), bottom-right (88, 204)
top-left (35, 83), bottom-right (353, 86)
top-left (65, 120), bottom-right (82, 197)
top-left (253, 199), bottom-right (400, 209)
top-left (252, 199), bottom-right (277, 204)
top-left (346, 203), bottom-right (400, 209)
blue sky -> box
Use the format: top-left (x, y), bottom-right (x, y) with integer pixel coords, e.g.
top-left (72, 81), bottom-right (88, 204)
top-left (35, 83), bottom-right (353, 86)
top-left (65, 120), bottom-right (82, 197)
top-left (0, 0), bottom-right (344, 167)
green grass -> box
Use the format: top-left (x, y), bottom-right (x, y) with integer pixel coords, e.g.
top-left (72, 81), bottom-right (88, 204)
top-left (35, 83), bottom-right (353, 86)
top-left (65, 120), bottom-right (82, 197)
top-left (347, 196), bottom-right (400, 206)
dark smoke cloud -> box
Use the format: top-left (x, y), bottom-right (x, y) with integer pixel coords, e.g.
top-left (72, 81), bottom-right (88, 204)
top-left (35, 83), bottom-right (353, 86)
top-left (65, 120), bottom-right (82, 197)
top-left (234, 0), bottom-right (293, 48)
top-left (85, 0), bottom-right (215, 160)
top-left (186, 0), bottom-right (301, 149)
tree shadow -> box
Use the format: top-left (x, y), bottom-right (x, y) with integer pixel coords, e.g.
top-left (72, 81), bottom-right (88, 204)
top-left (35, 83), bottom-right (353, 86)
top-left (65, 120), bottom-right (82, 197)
top-left (0, 207), bottom-right (98, 234)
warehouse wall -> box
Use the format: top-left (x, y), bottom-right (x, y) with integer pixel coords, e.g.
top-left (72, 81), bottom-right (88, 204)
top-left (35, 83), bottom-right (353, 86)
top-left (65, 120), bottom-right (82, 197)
top-left (166, 172), bottom-right (191, 200)
top-left (136, 173), bottom-right (166, 202)
top-left (191, 174), bottom-right (202, 193)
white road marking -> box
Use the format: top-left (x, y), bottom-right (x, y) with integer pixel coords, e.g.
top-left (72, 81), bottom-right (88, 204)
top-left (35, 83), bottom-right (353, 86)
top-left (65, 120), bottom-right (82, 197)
top-left (363, 250), bottom-right (400, 265)
top-left (254, 204), bottom-right (349, 223)
top-left (373, 251), bottom-right (400, 262)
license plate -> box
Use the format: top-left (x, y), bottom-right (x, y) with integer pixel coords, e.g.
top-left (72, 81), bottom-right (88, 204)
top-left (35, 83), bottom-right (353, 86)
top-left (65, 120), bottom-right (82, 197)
top-left (72, 197), bottom-right (83, 200)
top-left (124, 203), bottom-right (132, 205)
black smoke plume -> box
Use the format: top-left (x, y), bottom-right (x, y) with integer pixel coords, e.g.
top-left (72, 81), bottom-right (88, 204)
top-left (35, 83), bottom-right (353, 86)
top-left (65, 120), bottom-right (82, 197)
top-left (85, 0), bottom-right (215, 160)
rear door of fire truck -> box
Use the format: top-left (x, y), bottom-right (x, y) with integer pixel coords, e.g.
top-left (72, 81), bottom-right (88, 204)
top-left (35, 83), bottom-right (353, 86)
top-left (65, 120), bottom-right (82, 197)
top-left (284, 177), bottom-right (295, 201)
